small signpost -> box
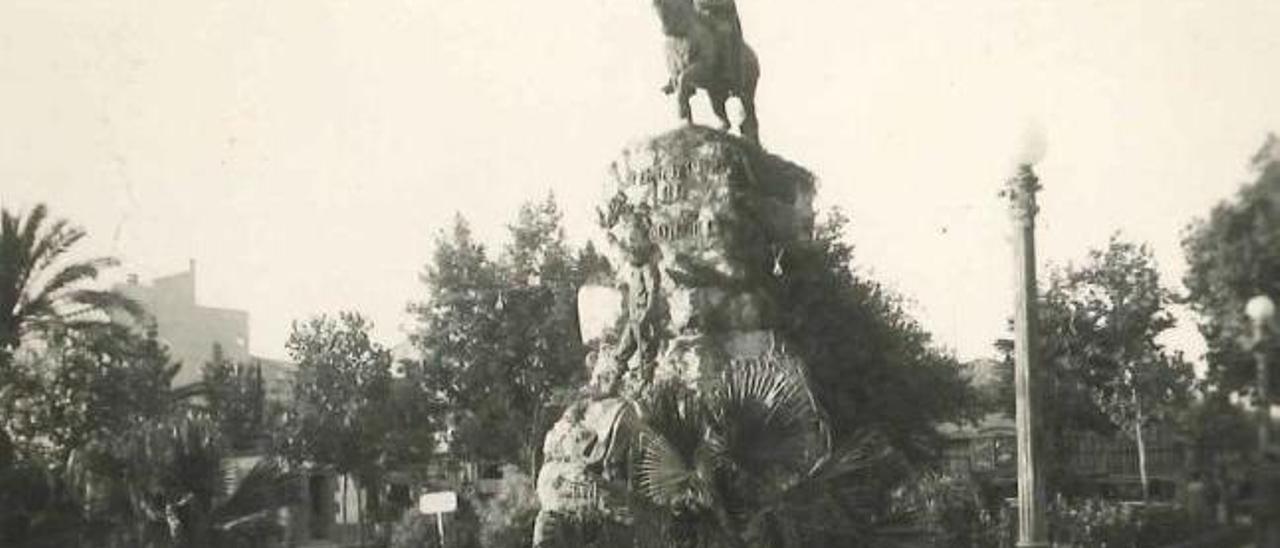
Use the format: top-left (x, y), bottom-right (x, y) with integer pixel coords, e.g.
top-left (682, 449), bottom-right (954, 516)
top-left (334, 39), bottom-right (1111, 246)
top-left (418, 491), bottom-right (458, 546)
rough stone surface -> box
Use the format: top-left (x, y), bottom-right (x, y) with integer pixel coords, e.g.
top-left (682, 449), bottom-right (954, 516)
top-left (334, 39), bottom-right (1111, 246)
top-left (533, 126), bottom-right (818, 545)
top-left (599, 126), bottom-right (815, 395)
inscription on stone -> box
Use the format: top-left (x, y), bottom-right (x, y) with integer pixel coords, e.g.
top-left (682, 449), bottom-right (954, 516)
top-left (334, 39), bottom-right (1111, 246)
top-left (622, 156), bottom-right (733, 188)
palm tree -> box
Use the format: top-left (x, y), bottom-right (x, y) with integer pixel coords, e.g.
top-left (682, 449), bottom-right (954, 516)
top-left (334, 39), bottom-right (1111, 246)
top-left (630, 355), bottom-right (894, 548)
top-left (69, 413), bottom-right (300, 548)
top-left (0, 203), bottom-right (141, 351)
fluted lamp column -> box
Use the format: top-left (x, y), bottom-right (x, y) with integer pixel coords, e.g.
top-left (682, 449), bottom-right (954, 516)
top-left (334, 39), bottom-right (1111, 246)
top-left (1004, 164), bottom-right (1049, 547)
top-left (1246, 295), bottom-right (1279, 548)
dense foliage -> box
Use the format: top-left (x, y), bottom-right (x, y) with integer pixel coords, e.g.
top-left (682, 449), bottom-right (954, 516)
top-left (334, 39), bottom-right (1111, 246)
top-left (277, 310), bottom-right (436, 536)
top-left (202, 346), bottom-right (272, 453)
top-left (1046, 497), bottom-right (1201, 548)
top-left (774, 209), bottom-right (975, 462)
top-left (408, 196), bottom-right (609, 473)
top-left (1183, 134), bottom-right (1280, 395)
top-left (476, 465), bottom-right (539, 548)
top-left (625, 356), bottom-right (897, 548)
top-left (889, 472), bottom-right (1010, 548)
top-left (995, 236), bottom-right (1194, 498)
top-left (1, 323), bottom-right (298, 547)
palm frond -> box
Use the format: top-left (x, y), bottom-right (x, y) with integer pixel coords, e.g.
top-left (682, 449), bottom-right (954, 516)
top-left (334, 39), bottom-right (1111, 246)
top-left (26, 257), bottom-right (118, 309)
top-left (749, 431), bottom-right (898, 546)
top-left (31, 220), bottom-right (85, 275)
top-left (65, 289), bottom-right (145, 320)
top-left (635, 427), bottom-right (704, 508)
top-left (626, 349), bottom-right (897, 547)
top-left (17, 204), bottom-right (49, 263)
top-left (707, 356), bottom-right (818, 481)
top-left (211, 458), bottom-right (298, 543)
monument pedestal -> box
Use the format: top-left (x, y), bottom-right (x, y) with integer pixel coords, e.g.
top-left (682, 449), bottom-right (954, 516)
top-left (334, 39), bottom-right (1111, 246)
top-left (532, 126), bottom-right (820, 546)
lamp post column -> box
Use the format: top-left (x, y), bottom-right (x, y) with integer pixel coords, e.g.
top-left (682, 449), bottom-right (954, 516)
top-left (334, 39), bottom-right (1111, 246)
top-left (1247, 295), bottom-right (1279, 548)
top-left (1005, 164), bottom-right (1049, 547)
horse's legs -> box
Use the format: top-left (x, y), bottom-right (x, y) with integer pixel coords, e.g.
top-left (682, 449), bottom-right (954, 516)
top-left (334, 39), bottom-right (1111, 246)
top-left (676, 73), bottom-right (695, 124)
top-left (709, 89), bottom-right (731, 132)
top-left (740, 92), bottom-right (760, 144)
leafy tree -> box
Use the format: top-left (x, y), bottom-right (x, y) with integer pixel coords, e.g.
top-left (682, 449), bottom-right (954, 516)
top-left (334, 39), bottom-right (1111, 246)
top-left (0, 203), bottom-right (141, 460)
top-left (1183, 133), bottom-right (1280, 396)
top-left (281, 312), bottom-right (394, 475)
top-left (1176, 390), bottom-right (1253, 523)
top-left (496, 195), bottom-right (590, 471)
top-left (996, 236), bottom-right (1194, 499)
top-left (0, 322), bottom-right (300, 548)
top-left (66, 413), bottom-right (300, 548)
top-left (378, 358), bottom-right (445, 483)
top-left (773, 208), bottom-right (975, 463)
top-left (408, 215), bottom-right (507, 462)
top-left (410, 198), bottom-right (594, 474)
top-left (202, 345), bottom-right (270, 453)
top-left (1058, 237), bottom-right (1193, 499)
top-left (4, 324), bottom-right (185, 464)
top-left (278, 311), bottom-right (424, 535)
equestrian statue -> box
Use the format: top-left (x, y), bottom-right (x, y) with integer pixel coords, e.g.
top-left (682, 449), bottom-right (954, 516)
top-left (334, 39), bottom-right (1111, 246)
top-left (651, 0), bottom-right (760, 143)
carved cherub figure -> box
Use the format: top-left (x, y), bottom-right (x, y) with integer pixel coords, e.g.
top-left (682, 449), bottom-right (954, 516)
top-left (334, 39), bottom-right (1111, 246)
top-left (611, 204), bottom-right (662, 386)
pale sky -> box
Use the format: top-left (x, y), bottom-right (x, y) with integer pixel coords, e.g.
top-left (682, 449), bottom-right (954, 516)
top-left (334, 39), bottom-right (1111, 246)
top-left (3, 1), bottom-right (1279, 363)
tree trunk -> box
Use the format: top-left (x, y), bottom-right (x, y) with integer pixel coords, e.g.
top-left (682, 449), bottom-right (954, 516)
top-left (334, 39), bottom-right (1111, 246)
top-left (341, 476), bottom-right (349, 527)
top-left (1134, 397), bottom-right (1150, 502)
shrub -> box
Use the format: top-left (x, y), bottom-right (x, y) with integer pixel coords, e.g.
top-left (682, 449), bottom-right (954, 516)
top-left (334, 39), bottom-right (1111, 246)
top-left (389, 501), bottom-right (481, 548)
top-left (1048, 496), bottom-right (1199, 548)
top-left (477, 465), bottom-right (539, 548)
top-left (892, 471), bottom-right (1010, 548)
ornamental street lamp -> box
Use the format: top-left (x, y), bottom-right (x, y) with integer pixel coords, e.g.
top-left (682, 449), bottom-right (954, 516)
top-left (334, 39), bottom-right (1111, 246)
top-left (1246, 294), bottom-right (1280, 548)
top-left (1004, 163), bottom-right (1048, 547)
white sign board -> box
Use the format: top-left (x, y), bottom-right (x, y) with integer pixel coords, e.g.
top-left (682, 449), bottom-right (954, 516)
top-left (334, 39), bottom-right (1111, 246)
top-left (418, 491), bottom-right (458, 515)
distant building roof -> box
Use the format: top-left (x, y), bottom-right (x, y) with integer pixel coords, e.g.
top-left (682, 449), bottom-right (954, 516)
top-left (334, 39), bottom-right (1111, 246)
top-left (112, 260), bottom-right (252, 386)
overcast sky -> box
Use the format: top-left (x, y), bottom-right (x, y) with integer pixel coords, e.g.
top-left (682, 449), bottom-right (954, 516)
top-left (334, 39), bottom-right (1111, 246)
top-left (3, 0), bottom-right (1279, 363)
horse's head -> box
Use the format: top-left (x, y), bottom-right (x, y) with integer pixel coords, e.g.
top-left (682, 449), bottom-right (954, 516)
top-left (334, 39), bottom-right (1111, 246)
top-left (652, 0), bottom-right (694, 36)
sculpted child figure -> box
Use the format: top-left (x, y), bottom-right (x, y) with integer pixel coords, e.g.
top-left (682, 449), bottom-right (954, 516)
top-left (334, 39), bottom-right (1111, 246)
top-left (610, 204), bottom-right (662, 387)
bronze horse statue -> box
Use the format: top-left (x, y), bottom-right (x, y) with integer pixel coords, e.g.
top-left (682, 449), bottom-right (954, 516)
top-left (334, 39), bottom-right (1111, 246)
top-left (651, 0), bottom-right (760, 143)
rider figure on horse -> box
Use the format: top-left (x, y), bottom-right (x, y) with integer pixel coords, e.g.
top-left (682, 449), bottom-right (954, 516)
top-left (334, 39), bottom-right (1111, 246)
top-left (694, 0), bottom-right (744, 89)
top-left (661, 0), bottom-right (745, 94)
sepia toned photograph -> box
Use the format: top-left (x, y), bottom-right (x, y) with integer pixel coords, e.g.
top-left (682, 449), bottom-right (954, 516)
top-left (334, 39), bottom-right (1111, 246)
top-left (3, 1), bottom-right (1280, 547)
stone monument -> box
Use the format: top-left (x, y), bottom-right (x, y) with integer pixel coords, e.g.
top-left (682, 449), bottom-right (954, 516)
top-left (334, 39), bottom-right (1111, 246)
top-left (533, 6), bottom-right (821, 546)
top-left (598, 127), bottom-right (814, 396)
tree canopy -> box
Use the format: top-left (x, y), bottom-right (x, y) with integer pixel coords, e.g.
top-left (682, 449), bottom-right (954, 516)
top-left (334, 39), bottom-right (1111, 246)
top-left (408, 196), bottom-right (604, 472)
top-left (202, 345), bottom-right (271, 453)
top-left (993, 235), bottom-right (1193, 498)
top-left (279, 312), bottom-right (411, 480)
top-left (1183, 133), bottom-right (1280, 395)
top-left (773, 208), bottom-right (975, 463)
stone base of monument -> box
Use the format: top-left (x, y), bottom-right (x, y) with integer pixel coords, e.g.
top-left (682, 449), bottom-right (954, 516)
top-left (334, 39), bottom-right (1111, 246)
top-left (533, 126), bottom-right (824, 547)
top-left (603, 126), bottom-right (814, 391)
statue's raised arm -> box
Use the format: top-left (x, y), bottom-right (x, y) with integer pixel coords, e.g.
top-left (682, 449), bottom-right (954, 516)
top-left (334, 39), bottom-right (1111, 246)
top-left (651, 0), bottom-right (760, 144)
